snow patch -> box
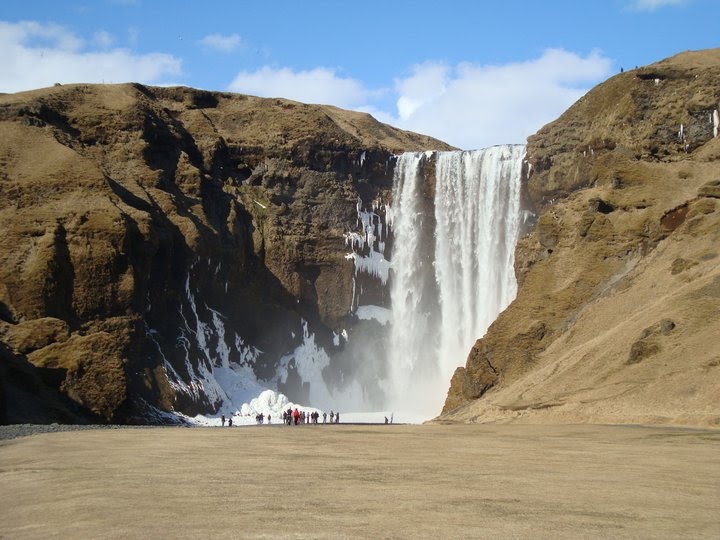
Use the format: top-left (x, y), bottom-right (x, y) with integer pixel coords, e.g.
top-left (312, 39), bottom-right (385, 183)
top-left (345, 251), bottom-right (391, 284)
top-left (355, 305), bottom-right (391, 326)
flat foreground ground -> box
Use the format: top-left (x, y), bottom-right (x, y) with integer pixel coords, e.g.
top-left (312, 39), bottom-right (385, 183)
top-left (1, 424), bottom-right (719, 539)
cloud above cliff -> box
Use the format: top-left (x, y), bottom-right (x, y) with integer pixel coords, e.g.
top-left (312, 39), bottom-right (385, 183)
top-left (227, 48), bottom-right (612, 149)
top-left (228, 66), bottom-right (376, 109)
top-left (0, 19), bottom-right (613, 150)
top-left (390, 49), bottom-right (613, 148)
top-left (3, 2), bottom-right (715, 150)
top-left (0, 21), bottom-right (182, 92)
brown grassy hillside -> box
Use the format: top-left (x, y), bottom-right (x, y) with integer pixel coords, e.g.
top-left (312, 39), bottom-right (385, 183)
top-left (441, 49), bottom-right (720, 426)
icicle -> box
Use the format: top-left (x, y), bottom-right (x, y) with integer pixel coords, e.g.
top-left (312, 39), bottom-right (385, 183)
top-left (344, 195), bottom-right (391, 289)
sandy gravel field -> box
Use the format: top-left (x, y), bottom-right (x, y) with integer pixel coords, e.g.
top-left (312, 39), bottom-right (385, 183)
top-left (1, 424), bottom-right (719, 539)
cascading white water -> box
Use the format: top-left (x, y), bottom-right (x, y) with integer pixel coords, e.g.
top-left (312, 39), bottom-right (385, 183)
top-left (386, 145), bottom-right (524, 416)
top-left (385, 152), bottom-right (435, 403)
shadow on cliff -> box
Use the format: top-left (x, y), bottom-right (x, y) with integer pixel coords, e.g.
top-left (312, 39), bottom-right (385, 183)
top-left (106, 163), bottom-right (317, 416)
top-left (0, 342), bottom-right (102, 425)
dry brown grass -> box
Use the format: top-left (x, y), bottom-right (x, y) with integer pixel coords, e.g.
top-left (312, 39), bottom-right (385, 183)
top-left (1, 424), bottom-right (719, 539)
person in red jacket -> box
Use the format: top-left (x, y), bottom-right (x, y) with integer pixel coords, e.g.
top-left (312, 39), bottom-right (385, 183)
top-left (293, 408), bottom-right (300, 425)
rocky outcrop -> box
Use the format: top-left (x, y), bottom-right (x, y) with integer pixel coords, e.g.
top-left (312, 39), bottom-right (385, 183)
top-left (441, 49), bottom-right (720, 426)
top-left (0, 83), bottom-right (452, 423)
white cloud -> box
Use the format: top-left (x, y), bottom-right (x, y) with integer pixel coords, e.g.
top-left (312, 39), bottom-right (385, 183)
top-left (626, 0), bottom-right (689, 10)
top-left (0, 21), bottom-right (182, 93)
top-left (389, 49), bottom-right (613, 149)
top-left (228, 66), bottom-right (371, 108)
top-left (198, 33), bottom-right (242, 53)
top-left (93, 30), bottom-right (115, 49)
top-left (3, 21), bottom-right (84, 52)
top-left (225, 49), bottom-right (611, 150)
top-left (0, 21), bottom-right (616, 151)
top-left (395, 62), bottom-right (448, 121)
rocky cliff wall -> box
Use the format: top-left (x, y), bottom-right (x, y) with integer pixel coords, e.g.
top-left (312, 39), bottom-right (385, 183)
top-left (441, 50), bottom-right (720, 426)
top-left (0, 83), bottom-right (452, 423)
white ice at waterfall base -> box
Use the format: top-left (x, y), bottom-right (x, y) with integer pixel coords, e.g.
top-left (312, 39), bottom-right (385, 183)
top-left (185, 321), bottom-right (422, 426)
top-left (151, 270), bottom-right (303, 426)
top-left (177, 314), bottom-right (390, 426)
top-left (190, 389), bottom-right (312, 426)
top-left (191, 392), bottom-right (426, 426)
top-left (152, 264), bottom-right (418, 426)
top-left (156, 272), bottom-right (398, 425)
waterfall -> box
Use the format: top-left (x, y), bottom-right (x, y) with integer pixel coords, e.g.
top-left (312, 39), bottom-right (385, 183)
top-left (386, 145), bottom-right (524, 416)
top-left (163, 146), bottom-right (523, 422)
top-left (273, 145), bottom-right (524, 420)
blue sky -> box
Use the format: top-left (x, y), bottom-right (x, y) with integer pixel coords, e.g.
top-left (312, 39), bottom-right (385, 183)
top-left (2, 0), bottom-right (718, 148)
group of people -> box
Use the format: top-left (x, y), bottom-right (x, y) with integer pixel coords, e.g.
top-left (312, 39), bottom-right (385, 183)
top-left (282, 408), bottom-right (340, 425)
top-left (218, 409), bottom-right (340, 426)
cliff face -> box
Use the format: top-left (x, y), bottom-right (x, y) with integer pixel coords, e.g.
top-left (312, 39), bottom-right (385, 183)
top-left (4, 50), bottom-right (718, 427)
top-left (441, 50), bottom-right (720, 426)
top-left (0, 83), bottom-right (452, 423)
